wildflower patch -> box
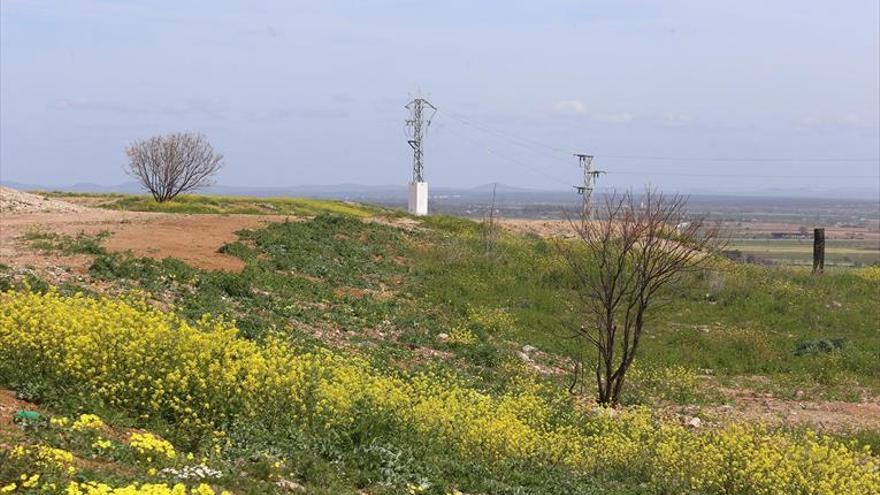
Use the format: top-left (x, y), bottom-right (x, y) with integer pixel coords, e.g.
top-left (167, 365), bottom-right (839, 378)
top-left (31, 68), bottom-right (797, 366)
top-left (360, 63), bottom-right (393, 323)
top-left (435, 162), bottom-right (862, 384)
top-left (1, 290), bottom-right (878, 494)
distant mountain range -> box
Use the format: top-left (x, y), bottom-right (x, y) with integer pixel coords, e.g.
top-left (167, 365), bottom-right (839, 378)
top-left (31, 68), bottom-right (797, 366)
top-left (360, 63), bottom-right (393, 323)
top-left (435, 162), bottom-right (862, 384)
top-left (1, 180), bottom-right (560, 200)
top-left (2, 180), bottom-right (877, 203)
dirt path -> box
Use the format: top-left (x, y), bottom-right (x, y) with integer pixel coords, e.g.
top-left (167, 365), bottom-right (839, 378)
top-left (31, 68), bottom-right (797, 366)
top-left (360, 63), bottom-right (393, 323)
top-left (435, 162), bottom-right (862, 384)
top-left (498, 219), bottom-right (579, 238)
top-left (703, 390), bottom-right (880, 432)
top-left (1, 209), bottom-right (286, 272)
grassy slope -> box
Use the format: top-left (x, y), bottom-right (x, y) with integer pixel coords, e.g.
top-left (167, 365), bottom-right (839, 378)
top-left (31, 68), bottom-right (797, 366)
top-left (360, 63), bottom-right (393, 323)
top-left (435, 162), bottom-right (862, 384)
top-left (42, 192), bottom-right (385, 217)
top-left (15, 194), bottom-right (880, 399)
top-left (414, 219), bottom-right (880, 399)
top-left (3, 193), bottom-right (879, 493)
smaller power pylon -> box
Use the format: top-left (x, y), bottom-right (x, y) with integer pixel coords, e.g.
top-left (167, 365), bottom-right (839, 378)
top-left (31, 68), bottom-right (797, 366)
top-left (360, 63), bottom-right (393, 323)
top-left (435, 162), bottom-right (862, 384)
top-left (573, 153), bottom-right (604, 220)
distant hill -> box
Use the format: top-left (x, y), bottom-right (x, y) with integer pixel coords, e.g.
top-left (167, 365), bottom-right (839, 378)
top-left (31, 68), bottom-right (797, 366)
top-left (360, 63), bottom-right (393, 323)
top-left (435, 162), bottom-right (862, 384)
top-left (2, 179), bottom-right (877, 202)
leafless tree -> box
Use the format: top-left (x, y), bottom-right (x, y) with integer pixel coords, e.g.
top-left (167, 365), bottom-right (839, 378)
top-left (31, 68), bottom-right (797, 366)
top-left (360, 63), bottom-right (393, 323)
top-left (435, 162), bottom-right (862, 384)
top-left (560, 189), bottom-right (724, 405)
top-left (124, 132), bottom-right (223, 202)
top-left (480, 183), bottom-right (500, 256)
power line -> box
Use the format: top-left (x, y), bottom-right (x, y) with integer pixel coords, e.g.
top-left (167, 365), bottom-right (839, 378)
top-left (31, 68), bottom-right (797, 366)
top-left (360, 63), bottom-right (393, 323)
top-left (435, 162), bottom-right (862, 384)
top-left (599, 155), bottom-right (879, 163)
top-left (600, 170), bottom-right (879, 178)
top-left (439, 107), bottom-right (880, 174)
top-left (444, 111), bottom-right (570, 157)
top-left (436, 122), bottom-right (572, 187)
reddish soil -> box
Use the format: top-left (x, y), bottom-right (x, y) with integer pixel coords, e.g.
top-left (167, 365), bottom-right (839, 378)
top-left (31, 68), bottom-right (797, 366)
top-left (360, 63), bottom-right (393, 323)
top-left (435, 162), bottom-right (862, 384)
top-left (101, 213), bottom-right (283, 271)
top-left (334, 286), bottom-right (367, 299)
top-left (705, 389), bottom-right (880, 432)
top-left (0, 388), bottom-right (140, 477)
top-left (0, 209), bottom-right (286, 273)
top-left (0, 388), bottom-right (36, 433)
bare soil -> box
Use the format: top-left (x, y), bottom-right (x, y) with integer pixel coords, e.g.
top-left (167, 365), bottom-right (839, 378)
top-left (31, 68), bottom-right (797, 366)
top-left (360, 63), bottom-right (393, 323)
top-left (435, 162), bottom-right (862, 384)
top-left (1, 208), bottom-right (286, 273)
top-left (0, 388), bottom-right (35, 438)
top-left (498, 219), bottom-right (580, 238)
top-left (677, 389), bottom-right (880, 433)
top-left (498, 218), bottom-right (880, 241)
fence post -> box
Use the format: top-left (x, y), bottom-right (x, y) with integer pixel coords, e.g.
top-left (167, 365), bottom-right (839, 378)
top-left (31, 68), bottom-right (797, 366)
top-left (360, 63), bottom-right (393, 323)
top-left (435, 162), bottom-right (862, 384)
top-left (812, 228), bottom-right (825, 274)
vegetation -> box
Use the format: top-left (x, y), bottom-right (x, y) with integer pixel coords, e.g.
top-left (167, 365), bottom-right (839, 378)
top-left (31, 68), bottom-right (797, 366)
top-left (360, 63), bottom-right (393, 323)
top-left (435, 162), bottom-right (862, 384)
top-left (725, 238), bottom-right (880, 267)
top-left (559, 190), bottom-right (723, 404)
top-left (43, 192), bottom-right (381, 217)
top-left (22, 229), bottom-right (110, 256)
top-left (2, 194), bottom-right (879, 493)
top-left (1, 290), bottom-right (877, 494)
top-left (125, 133), bottom-right (224, 203)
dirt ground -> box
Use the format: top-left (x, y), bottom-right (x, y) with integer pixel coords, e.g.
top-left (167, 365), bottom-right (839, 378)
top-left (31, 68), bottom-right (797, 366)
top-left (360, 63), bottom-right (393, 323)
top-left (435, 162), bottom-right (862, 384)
top-left (687, 388), bottom-right (880, 432)
top-left (498, 218), bottom-right (880, 241)
top-left (0, 388), bottom-right (33, 431)
top-left (0, 208), bottom-right (286, 273)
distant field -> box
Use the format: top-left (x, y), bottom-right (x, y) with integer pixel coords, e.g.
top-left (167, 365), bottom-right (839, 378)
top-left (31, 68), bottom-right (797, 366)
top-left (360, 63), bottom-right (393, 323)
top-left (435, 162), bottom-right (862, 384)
top-left (726, 238), bottom-right (880, 266)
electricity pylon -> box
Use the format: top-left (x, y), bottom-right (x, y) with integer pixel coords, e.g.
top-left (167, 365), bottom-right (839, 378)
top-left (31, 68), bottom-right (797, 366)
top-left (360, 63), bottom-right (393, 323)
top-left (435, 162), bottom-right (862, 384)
top-left (573, 153), bottom-right (604, 220)
top-left (405, 96), bottom-right (436, 215)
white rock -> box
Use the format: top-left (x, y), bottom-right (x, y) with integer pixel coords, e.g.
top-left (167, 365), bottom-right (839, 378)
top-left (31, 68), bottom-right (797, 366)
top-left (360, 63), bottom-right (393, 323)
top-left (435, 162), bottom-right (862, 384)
top-left (276, 480), bottom-right (306, 493)
top-left (593, 406), bottom-right (617, 418)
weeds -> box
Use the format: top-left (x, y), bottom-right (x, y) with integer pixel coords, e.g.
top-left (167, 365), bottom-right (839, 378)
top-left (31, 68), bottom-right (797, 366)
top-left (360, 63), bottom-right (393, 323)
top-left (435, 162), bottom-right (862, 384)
top-left (2, 290), bottom-right (877, 495)
top-left (2, 199), bottom-right (880, 492)
top-left (22, 230), bottom-right (109, 255)
top-left (98, 194), bottom-right (382, 217)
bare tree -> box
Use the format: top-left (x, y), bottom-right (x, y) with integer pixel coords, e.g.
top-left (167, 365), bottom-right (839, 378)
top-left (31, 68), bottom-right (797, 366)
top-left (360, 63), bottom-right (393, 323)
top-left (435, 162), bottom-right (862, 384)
top-left (560, 189), bottom-right (724, 405)
top-left (124, 132), bottom-right (223, 202)
top-left (480, 183), bottom-right (500, 256)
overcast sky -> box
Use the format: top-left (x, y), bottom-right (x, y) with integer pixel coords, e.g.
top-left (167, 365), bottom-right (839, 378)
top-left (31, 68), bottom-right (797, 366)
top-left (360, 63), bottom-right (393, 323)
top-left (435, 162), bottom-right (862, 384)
top-left (1, 1), bottom-right (878, 194)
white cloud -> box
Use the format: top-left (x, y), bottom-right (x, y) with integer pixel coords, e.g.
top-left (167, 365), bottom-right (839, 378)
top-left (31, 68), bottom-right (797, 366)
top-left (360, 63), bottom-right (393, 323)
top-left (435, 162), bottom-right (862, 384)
top-left (595, 112), bottom-right (634, 124)
top-left (553, 99), bottom-right (588, 116)
top-left (552, 100), bottom-right (634, 124)
top-left (796, 114), bottom-right (878, 129)
top-left (662, 113), bottom-right (694, 127)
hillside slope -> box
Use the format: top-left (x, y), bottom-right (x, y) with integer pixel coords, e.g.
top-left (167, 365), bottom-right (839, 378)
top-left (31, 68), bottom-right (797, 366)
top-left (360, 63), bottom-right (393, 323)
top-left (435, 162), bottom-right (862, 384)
top-left (1, 193), bottom-right (878, 494)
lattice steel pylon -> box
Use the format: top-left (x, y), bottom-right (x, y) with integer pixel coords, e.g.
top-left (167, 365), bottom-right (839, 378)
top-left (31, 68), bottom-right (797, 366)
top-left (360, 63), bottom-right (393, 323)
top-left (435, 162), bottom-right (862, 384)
top-left (405, 96), bottom-right (436, 215)
top-left (405, 97), bottom-right (436, 182)
top-left (573, 154), bottom-right (604, 220)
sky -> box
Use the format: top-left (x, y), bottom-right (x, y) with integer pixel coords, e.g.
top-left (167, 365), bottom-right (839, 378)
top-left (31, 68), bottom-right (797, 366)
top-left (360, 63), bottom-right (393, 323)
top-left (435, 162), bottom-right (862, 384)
top-left (1, 1), bottom-right (879, 196)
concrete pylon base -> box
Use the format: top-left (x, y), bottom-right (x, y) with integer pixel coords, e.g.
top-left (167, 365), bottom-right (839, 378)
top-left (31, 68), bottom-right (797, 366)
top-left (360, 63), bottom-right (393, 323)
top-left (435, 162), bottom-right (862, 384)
top-left (408, 182), bottom-right (428, 216)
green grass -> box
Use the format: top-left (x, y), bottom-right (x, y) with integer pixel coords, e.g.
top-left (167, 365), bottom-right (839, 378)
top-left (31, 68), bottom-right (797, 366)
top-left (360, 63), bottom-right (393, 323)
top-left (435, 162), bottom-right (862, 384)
top-left (22, 229), bottom-right (110, 255)
top-left (15, 192), bottom-right (880, 401)
top-left (49, 209), bottom-right (877, 403)
top-left (413, 229), bottom-right (880, 399)
top-left (42, 191), bottom-right (384, 217)
top-left (726, 238), bottom-right (880, 266)
top-left (5, 203), bottom-right (880, 493)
